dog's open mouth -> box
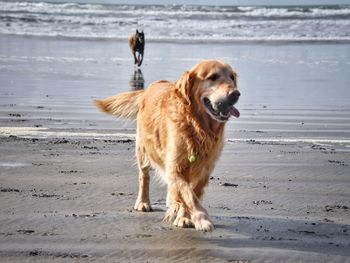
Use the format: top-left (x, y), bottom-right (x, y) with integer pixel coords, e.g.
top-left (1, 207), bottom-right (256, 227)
top-left (203, 97), bottom-right (240, 122)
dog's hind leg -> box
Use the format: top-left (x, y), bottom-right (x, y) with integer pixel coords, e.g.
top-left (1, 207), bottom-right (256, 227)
top-left (133, 51), bottom-right (138, 65)
top-left (134, 143), bottom-right (152, 212)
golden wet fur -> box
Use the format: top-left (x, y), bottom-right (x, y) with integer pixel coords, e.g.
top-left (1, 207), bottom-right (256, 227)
top-left (95, 60), bottom-right (240, 231)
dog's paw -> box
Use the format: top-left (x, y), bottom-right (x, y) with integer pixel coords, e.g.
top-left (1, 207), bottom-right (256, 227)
top-left (173, 216), bottom-right (194, 228)
top-left (163, 206), bottom-right (178, 223)
top-left (192, 212), bottom-right (214, 232)
top-left (172, 206), bottom-right (193, 228)
top-left (134, 201), bottom-right (152, 212)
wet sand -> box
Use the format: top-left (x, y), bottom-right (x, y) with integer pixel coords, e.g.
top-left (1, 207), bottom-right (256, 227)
top-left (0, 130), bottom-right (349, 262)
top-left (1, 35), bottom-right (350, 262)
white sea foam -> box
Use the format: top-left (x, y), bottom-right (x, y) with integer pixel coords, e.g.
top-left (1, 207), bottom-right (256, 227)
top-left (0, 1), bottom-right (349, 42)
top-left (0, 127), bottom-right (135, 140)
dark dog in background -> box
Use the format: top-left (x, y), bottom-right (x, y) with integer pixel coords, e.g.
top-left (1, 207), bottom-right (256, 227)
top-left (128, 30), bottom-right (145, 67)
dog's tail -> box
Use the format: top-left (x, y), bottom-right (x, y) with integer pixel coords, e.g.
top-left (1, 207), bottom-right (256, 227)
top-left (128, 35), bottom-right (136, 50)
top-left (95, 90), bottom-right (144, 120)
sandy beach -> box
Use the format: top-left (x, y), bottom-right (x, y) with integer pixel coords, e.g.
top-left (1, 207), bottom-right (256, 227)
top-left (1, 35), bottom-right (350, 262)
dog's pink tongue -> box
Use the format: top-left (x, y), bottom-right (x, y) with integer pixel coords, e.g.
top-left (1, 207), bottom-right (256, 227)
top-left (230, 106), bottom-right (240, 118)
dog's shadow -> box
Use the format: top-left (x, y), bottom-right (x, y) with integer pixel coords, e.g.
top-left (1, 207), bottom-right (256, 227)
top-left (129, 68), bottom-right (145, 91)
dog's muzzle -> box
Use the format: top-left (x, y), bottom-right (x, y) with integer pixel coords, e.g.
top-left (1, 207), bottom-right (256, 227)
top-left (203, 90), bottom-right (240, 122)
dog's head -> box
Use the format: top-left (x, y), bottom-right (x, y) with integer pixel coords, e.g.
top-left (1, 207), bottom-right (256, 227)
top-left (136, 30), bottom-right (144, 44)
top-left (177, 60), bottom-right (240, 123)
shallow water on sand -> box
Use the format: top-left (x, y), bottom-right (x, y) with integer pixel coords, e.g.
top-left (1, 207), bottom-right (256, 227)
top-left (0, 35), bottom-right (349, 143)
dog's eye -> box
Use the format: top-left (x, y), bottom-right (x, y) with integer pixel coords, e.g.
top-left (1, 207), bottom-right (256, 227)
top-left (207, 73), bottom-right (220, 82)
top-left (230, 74), bottom-right (235, 82)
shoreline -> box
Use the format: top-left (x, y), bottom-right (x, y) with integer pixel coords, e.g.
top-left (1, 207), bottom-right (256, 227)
top-left (2, 33), bottom-right (350, 46)
top-left (1, 126), bottom-right (350, 145)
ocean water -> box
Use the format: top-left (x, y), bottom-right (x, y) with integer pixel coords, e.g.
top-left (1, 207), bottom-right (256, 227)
top-left (0, 2), bottom-right (349, 143)
top-left (0, 35), bottom-right (349, 143)
top-left (0, 1), bottom-right (350, 42)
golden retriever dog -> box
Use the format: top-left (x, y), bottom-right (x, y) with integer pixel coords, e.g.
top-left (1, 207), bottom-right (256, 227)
top-left (95, 60), bottom-right (240, 231)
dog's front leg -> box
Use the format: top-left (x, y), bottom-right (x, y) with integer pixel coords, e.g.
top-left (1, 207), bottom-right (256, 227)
top-left (137, 53), bottom-right (143, 66)
top-left (173, 205), bottom-right (194, 228)
top-left (166, 174), bottom-right (213, 232)
top-left (164, 185), bottom-right (194, 228)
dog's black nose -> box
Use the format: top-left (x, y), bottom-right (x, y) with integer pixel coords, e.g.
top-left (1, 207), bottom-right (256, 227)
top-left (227, 90), bottom-right (240, 105)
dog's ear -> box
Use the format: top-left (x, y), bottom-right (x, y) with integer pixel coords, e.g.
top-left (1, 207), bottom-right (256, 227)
top-left (136, 29), bottom-right (139, 34)
top-left (176, 71), bottom-right (194, 104)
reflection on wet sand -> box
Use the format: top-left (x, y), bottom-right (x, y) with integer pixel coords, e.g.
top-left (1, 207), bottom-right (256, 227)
top-left (129, 68), bottom-right (144, 90)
